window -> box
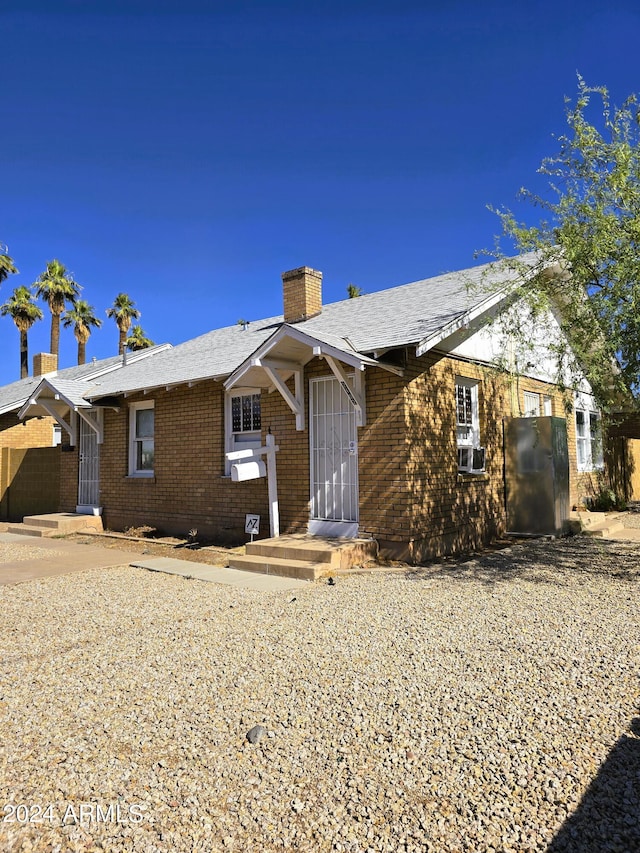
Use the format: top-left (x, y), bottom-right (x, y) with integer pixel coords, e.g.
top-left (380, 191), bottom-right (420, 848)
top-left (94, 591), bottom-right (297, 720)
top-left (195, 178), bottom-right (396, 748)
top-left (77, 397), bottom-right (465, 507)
top-left (52, 424), bottom-right (62, 447)
top-left (225, 390), bottom-right (261, 474)
top-left (129, 401), bottom-right (154, 476)
top-left (575, 408), bottom-right (603, 472)
top-left (543, 395), bottom-right (553, 416)
top-left (523, 391), bottom-right (541, 417)
top-left (455, 378), bottom-right (484, 473)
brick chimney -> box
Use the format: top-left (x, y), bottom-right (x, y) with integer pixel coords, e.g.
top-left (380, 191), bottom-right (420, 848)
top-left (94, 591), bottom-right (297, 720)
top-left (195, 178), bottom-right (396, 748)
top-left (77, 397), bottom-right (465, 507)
top-left (282, 266), bottom-right (322, 323)
top-left (33, 353), bottom-right (58, 376)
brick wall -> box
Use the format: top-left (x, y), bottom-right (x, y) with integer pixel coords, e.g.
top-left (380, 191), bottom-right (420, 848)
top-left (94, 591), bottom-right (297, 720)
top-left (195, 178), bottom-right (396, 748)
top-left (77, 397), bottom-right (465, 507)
top-left (0, 447), bottom-right (60, 521)
top-left (0, 414), bottom-right (59, 520)
top-left (56, 352), bottom-right (616, 558)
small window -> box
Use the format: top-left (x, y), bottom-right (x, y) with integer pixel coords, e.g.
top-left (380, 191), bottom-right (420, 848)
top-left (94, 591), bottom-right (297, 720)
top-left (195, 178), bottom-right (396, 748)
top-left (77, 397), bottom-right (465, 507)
top-left (455, 378), bottom-right (484, 473)
top-left (523, 391), bottom-right (541, 417)
top-left (575, 407), bottom-right (603, 472)
top-left (129, 401), bottom-right (154, 477)
top-left (543, 395), bottom-right (553, 416)
top-left (53, 424), bottom-right (62, 447)
top-left (225, 390), bottom-right (262, 474)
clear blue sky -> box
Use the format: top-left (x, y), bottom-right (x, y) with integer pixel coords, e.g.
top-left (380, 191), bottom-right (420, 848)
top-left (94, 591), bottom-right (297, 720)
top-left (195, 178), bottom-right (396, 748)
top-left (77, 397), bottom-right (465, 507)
top-left (2, 0), bottom-right (640, 383)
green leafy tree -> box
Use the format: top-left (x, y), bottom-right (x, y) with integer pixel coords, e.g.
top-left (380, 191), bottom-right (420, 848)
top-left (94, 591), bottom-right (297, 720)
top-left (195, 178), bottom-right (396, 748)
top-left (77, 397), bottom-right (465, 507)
top-left (1, 286), bottom-right (43, 379)
top-left (33, 259), bottom-right (81, 359)
top-left (347, 283), bottom-right (363, 298)
top-left (489, 77), bottom-right (640, 409)
top-left (125, 324), bottom-right (155, 352)
top-left (0, 244), bottom-right (18, 287)
top-left (107, 293), bottom-right (141, 355)
top-left (62, 300), bottom-right (102, 365)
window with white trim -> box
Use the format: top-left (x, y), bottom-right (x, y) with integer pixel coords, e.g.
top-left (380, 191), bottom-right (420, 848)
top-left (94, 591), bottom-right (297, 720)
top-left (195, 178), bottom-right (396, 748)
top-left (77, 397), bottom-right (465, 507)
top-left (543, 395), bottom-right (553, 416)
top-left (225, 390), bottom-right (262, 474)
top-left (129, 401), bottom-right (154, 476)
top-left (523, 391), bottom-right (541, 417)
top-left (575, 408), bottom-right (603, 471)
top-left (455, 378), bottom-right (485, 473)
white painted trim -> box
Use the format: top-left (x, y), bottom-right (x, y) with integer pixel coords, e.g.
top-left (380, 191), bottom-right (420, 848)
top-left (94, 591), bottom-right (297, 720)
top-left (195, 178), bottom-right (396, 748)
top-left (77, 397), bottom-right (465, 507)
top-left (36, 399), bottom-right (77, 446)
top-left (309, 374), bottom-right (359, 536)
top-left (224, 389), bottom-right (262, 475)
top-left (455, 376), bottom-right (483, 473)
top-left (77, 409), bottom-right (104, 444)
top-left (263, 365), bottom-right (305, 430)
top-left (128, 400), bottom-right (155, 477)
top-left (324, 355), bottom-right (366, 427)
top-left (308, 519), bottom-right (359, 538)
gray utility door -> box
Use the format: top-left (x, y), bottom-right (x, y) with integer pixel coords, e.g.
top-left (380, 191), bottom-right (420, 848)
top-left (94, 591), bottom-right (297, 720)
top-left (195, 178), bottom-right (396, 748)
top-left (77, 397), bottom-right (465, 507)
top-left (77, 413), bottom-right (101, 509)
top-left (309, 374), bottom-right (359, 537)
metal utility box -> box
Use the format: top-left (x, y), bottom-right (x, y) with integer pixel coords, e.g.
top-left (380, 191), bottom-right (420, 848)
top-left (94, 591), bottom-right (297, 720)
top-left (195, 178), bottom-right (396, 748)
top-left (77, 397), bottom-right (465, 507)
top-left (505, 416), bottom-right (570, 536)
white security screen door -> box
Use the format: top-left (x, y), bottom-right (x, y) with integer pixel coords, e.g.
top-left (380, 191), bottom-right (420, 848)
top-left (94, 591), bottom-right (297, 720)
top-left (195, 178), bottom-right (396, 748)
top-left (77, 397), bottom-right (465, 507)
top-left (309, 375), bottom-right (359, 537)
top-left (77, 413), bottom-right (101, 509)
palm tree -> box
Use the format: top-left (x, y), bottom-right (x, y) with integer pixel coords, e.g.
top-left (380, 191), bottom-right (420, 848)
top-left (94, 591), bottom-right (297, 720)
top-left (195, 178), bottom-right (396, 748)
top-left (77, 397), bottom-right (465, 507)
top-left (62, 300), bottom-right (102, 365)
top-left (107, 293), bottom-right (140, 355)
top-left (1, 286), bottom-right (43, 379)
top-left (0, 244), bottom-right (18, 287)
top-left (347, 283), bottom-right (363, 298)
top-left (33, 259), bottom-right (81, 359)
top-left (125, 325), bottom-right (155, 351)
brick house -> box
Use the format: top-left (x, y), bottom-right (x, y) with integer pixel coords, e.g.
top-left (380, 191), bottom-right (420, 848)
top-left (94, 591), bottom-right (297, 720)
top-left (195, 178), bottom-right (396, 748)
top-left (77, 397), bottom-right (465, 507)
top-left (0, 349), bottom-right (169, 521)
top-left (18, 257), bottom-right (615, 561)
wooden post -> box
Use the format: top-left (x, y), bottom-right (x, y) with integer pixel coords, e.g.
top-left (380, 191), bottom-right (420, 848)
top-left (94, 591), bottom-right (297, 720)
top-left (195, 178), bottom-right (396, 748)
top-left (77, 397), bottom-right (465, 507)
top-left (265, 433), bottom-right (279, 537)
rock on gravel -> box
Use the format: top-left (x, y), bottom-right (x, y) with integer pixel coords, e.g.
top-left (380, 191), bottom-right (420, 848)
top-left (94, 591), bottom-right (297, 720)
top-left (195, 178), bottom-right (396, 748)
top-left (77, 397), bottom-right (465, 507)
top-left (0, 536), bottom-right (639, 852)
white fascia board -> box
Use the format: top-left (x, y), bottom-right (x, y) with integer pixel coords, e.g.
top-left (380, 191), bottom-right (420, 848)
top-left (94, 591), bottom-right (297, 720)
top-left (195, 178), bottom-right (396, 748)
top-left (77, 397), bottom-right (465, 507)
top-left (17, 378), bottom-right (92, 420)
top-left (0, 398), bottom-right (29, 416)
top-left (416, 288), bottom-right (510, 358)
top-left (78, 344), bottom-right (172, 383)
top-left (225, 323), bottom-right (401, 390)
top-left (86, 371), bottom-right (228, 401)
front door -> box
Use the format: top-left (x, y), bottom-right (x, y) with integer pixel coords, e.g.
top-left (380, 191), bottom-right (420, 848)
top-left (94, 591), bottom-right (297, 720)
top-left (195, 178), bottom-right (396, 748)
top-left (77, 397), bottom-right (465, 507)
top-left (309, 375), bottom-right (359, 537)
top-left (77, 413), bottom-right (101, 511)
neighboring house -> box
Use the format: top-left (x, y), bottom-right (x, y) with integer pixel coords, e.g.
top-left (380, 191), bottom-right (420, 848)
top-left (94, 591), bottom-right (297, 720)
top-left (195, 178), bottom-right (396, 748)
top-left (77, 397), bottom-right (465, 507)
top-left (16, 256), bottom-right (616, 560)
top-left (0, 349), bottom-right (170, 521)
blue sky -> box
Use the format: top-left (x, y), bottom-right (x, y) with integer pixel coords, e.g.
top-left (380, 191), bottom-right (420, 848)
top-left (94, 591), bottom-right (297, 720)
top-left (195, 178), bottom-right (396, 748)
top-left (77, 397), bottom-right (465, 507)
top-left (2, 0), bottom-right (640, 383)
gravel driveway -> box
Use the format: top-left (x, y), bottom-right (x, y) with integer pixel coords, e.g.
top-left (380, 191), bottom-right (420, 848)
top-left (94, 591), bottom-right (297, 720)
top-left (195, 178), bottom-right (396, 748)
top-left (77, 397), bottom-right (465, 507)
top-left (1, 536), bottom-right (639, 852)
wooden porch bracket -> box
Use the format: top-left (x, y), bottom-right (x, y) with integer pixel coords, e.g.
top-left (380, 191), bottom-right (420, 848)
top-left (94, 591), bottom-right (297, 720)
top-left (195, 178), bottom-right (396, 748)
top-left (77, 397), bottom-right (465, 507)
top-left (76, 409), bottom-right (104, 444)
top-left (324, 355), bottom-right (366, 426)
top-left (261, 363), bottom-right (305, 431)
top-left (37, 399), bottom-right (78, 446)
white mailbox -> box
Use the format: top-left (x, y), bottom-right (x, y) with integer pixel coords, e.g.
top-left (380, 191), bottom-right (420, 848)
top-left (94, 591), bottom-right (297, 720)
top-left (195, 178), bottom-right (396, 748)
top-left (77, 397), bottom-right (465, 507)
top-left (226, 436), bottom-right (280, 536)
top-left (230, 458), bottom-right (266, 482)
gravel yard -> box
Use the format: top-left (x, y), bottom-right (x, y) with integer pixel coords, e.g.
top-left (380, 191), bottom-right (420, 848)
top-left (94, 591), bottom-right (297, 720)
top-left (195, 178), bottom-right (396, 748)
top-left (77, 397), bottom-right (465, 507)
top-left (1, 536), bottom-right (639, 853)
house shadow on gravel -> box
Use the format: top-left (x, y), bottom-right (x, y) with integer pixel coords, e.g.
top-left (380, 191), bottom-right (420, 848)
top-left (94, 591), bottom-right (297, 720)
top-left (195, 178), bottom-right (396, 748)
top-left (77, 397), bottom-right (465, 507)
top-left (404, 536), bottom-right (640, 587)
top-left (546, 714), bottom-right (640, 853)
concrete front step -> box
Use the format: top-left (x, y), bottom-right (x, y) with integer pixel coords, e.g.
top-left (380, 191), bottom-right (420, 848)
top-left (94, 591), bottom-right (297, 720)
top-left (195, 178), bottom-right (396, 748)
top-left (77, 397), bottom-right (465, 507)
top-left (246, 535), bottom-right (378, 570)
top-left (570, 510), bottom-right (629, 539)
top-left (8, 512), bottom-right (104, 538)
top-left (229, 535), bottom-right (379, 580)
top-left (583, 521), bottom-right (626, 539)
top-left (228, 554), bottom-right (328, 581)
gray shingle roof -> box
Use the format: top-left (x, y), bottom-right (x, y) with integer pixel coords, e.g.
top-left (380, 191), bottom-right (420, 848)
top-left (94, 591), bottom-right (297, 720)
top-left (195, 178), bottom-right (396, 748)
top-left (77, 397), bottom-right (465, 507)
top-left (0, 347), bottom-right (169, 415)
top-left (1, 254), bottom-right (541, 408)
top-left (86, 255), bottom-right (534, 399)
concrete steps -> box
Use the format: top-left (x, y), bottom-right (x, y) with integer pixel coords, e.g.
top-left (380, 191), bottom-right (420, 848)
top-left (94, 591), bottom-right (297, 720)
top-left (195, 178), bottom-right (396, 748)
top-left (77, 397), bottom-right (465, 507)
top-left (228, 534), bottom-right (379, 581)
top-left (570, 511), bottom-right (627, 539)
top-left (8, 512), bottom-right (104, 538)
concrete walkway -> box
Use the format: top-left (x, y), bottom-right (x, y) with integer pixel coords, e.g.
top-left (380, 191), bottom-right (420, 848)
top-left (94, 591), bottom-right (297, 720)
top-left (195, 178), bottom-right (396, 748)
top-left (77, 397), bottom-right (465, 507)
top-left (0, 533), bottom-right (309, 590)
top-left (131, 557), bottom-right (309, 590)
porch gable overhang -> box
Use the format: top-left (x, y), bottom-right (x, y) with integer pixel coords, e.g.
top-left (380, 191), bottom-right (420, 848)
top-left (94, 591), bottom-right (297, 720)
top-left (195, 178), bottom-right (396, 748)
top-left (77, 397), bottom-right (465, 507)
top-left (223, 324), bottom-right (403, 430)
top-left (17, 378), bottom-right (118, 445)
